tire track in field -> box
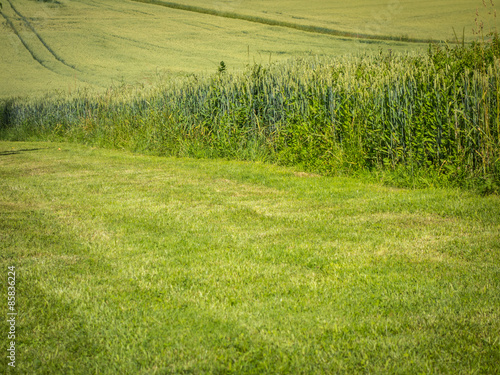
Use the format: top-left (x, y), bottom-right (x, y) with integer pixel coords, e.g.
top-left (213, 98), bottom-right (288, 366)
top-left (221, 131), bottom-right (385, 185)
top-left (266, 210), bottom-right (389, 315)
top-left (1, 1), bottom-right (100, 88)
top-left (5, 0), bottom-right (78, 71)
top-left (71, 0), bottom-right (154, 16)
top-left (0, 9), bottom-right (47, 67)
top-left (131, 0), bottom-right (439, 44)
top-left (7, 0), bottom-right (76, 70)
top-left (101, 31), bottom-right (169, 52)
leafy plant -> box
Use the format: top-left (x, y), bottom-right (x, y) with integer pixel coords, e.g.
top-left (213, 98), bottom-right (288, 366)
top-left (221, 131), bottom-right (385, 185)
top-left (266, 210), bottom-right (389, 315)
top-left (218, 60), bottom-right (227, 74)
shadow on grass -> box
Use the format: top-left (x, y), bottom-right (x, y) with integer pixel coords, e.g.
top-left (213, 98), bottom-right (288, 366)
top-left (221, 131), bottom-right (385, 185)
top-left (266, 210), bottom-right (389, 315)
top-left (0, 148), bottom-right (49, 156)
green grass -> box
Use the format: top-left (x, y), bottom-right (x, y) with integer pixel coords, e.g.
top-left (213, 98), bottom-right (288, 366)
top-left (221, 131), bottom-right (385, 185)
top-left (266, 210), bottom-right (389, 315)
top-left (1, 141), bottom-right (499, 374)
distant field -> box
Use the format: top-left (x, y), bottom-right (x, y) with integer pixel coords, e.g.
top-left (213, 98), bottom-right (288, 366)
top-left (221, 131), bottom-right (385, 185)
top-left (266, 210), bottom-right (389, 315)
top-left (3, 0), bottom-right (494, 98)
top-left (165, 0), bottom-right (491, 42)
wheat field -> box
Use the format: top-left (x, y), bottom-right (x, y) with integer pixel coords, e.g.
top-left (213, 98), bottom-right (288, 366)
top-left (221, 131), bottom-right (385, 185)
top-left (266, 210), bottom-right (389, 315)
top-left (2, 0), bottom-right (495, 98)
top-left (167, 0), bottom-right (491, 42)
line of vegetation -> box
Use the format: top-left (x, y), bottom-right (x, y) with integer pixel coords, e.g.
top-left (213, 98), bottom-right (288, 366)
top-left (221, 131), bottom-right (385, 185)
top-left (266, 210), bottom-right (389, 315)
top-left (132, 0), bottom-right (440, 44)
top-left (5, 0), bottom-right (77, 70)
top-left (1, 35), bottom-right (499, 193)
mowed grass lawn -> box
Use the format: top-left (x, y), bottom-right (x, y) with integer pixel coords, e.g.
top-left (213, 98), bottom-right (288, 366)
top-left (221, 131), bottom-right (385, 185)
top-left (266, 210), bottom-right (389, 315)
top-left (1, 141), bottom-right (499, 374)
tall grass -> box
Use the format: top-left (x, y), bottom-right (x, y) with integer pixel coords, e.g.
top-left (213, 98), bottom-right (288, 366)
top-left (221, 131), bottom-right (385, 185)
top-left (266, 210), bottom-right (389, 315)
top-left (1, 35), bottom-right (499, 192)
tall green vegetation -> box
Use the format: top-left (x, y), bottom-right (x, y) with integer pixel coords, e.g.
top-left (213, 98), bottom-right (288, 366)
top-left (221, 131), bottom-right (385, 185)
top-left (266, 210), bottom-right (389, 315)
top-left (1, 34), bottom-right (499, 193)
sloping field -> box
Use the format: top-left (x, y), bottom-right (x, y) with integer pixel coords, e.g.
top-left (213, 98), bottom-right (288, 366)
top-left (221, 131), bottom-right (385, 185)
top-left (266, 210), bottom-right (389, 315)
top-left (4, 0), bottom-right (485, 98)
top-left (167, 0), bottom-right (495, 42)
top-left (1, 0), bottom-right (497, 96)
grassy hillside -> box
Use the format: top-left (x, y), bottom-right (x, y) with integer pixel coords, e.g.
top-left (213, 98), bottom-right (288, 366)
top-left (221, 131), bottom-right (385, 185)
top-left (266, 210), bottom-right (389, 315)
top-left (5, 0), bottom-right (490, 98)
top-left (1, 141), bottom-right (499, 374)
